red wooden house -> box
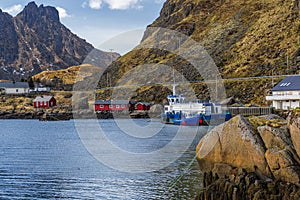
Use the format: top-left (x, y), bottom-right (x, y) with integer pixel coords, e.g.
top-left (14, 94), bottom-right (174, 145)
top-left (94, 100), bottom-right (135, 113)
top-left (33, 96), bottom-right (56, 108)
top-left (136, 102), bottom-right (151, 111)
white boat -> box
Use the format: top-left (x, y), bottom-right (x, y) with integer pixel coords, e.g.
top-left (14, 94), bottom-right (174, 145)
top-left (162, 84), bottom-right (231, 125)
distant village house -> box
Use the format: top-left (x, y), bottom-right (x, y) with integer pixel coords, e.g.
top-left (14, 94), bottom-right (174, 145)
top-left (135, 102), bottom-right (151, 111)
top-left (28, 82), bottom-right (51, 93)
top-left (266, 75), bottom-right (300, 110)
top-left (94, 100), bottom-right (135, 113)
top-left (33, 96), bottom-right (56, 108)
top-left (0, 82), bottom-right (29, 95)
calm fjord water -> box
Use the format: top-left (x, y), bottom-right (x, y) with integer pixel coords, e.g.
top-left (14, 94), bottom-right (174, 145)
top-left (0, 119), bottom-right (206, 199)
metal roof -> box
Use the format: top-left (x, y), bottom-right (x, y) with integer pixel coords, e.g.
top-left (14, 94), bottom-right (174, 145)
top-left (0, 82), bottom-right (29, 89)
top-left (272, 75), bottom-right (300, 91)
top-left (136, 102), bottom-right (151, 106)
top-left (33, 96), bottom-right (54, 102)
top-left (94, 100), bottom-right (132, 105)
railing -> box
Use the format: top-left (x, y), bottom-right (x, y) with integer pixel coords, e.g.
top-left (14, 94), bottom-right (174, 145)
top-left (228, 107), bottom-right (273, 116)
top-left (266, 95), bottom-right (300, 101)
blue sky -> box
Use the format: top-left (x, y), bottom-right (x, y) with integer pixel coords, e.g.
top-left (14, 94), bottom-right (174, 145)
top-left (0, 0), bottom-right (166, 54)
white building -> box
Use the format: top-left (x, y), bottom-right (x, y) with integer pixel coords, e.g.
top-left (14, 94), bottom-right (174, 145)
top-left (266, 76), bottom-right (300, 110)
top-left (0, 82), bottom-right (30, 95)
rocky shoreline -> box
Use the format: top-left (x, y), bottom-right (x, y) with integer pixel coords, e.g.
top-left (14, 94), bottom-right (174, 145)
top-left (195, 112), bottom-right (300, 199)
top-left (196, 169), bottom-right (300, 200)
top-left (0, 110), bottom-right (151, 120)
top-left (0, 111), bottom-right (43, 120)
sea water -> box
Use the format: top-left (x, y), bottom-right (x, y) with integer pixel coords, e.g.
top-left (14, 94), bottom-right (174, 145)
top-left (0, 119), bottom-right (206, 199)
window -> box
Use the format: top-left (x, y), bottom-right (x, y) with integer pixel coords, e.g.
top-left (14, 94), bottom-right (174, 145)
top-left (116, 105), bottom-right (120, 108)
top-left (109, 105), bottom-right (113, 108)
top-left (100, 105), bottom-right (104, 108)
top-left (16, 89), bottom-right (18, 92)
top-left (122, 105), bottom-right (125, 108)
top-left (280, 82), bottom-right (291, 87)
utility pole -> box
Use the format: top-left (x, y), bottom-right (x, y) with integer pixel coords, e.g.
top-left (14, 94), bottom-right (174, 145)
top-left (215, 75), bottom-right (218, 101)
top-left (286, 49), bottom-right (289, 73)
top-left (272, 68), bottom-right (274, 87)
top-left (109, 49), bottom-right (114, 64)
top-left (107, 73), bottom-right (109, 88)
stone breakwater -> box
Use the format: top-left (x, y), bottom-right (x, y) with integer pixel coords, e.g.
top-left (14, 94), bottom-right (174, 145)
top-left (195, 113), bottom-right (300, 200)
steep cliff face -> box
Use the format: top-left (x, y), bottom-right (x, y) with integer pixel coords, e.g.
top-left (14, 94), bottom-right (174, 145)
top-left (0, 10), bottom-right (19, 79)
top-left (0, 2), bottom-right (98, 80)
top-left (102, 0), bottom-right (299, 104)
top-left (149, 0), bottom-right (300, 77)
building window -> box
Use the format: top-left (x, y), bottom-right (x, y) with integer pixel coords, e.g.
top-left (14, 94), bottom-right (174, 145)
top-left (16, 89), bottom-right (18, 93)
top-left (116, 105), bottom-right (120, 108)
top-left (122, 105), bottom-right (125, 108)
top-left (100, 105), bottom-right (104, 108)
top-left (109, 105), bottom-right (113, 108)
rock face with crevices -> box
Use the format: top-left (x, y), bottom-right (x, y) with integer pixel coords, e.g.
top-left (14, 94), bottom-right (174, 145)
top-left (288, 112), bottom-right (300, 159)
top-left (258, 125), bottom-right (300, 185)
top-left (195, 114), bottom-right (300, 199)
top-left (196, 115), bottom-right (271, 178)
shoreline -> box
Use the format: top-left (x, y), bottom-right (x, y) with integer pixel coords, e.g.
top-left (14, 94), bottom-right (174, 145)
top-left (0, 111), bottom-right (153, 120)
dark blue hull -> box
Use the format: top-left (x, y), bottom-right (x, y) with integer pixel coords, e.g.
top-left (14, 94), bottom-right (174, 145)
top-left (162, 112), bottom-right (232, 126)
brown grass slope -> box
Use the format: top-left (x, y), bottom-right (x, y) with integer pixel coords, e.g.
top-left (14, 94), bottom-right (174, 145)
top-left (150, 0), bottom-right (300, 77)
top-left (98, 0), bottom-right (300, 105)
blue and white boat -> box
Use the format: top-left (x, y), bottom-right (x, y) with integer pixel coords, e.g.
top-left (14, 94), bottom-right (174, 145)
top-left (161, 84), bottom-right (231, 126)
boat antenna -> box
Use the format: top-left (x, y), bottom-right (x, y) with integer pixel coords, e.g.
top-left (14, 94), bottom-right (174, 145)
top-left (172, 68), bottom-right (177, 96)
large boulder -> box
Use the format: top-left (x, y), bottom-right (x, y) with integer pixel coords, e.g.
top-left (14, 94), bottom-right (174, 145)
top-left (196, 115), bottom-right (271, 178)
top-left (287, 112), bottom-right (300, 159)
top-left (258, 126), bottom-right (300, 186)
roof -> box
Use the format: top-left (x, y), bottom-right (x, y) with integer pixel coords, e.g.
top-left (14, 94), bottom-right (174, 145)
top-left (0, 82), bottom-right (29, 89)
top-left (272, 75), bottom-right (300, 91)
top-left (136, 102), bottom-right (151, 106)
top-left (33, 96), bottom-right (55, 102)
top-left (94, 100), bottom-right (131, 105)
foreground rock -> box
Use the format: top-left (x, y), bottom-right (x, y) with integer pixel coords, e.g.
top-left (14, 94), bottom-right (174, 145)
top-left (195, 171), bottom-right (300, 200)
top-left (195, 114), bottom-right (300, 199)
top-left (288, 111), bottom-right (300, 159)
top-left (196, 115), bottom-right (270, 178)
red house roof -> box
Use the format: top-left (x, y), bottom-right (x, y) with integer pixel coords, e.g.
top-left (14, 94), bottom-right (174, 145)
top-left (33, 96), bottom-right (55, 102)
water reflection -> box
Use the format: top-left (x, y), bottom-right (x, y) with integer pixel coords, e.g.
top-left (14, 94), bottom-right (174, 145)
top-left (0, 119), bottom-right (205, 199)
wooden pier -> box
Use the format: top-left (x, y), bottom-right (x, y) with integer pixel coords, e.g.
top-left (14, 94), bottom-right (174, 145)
top-left (227, 107), bottom-right (273, 116)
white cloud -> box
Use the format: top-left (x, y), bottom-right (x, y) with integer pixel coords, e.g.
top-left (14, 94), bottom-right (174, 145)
top-left (105, 0), bottom-right (139, 10)
top-left (154, 0), bottom-right (166, 4)
top-left (89, 0), bottom-right (102, 9)
top-left (81, 2), bottom-right (88, 8)
top-left (56, 7), bottom-right (70, 18)
top-left (85, 0), bottom-right (142, 10)
top-left (3, 4), bottom-right (23, 16)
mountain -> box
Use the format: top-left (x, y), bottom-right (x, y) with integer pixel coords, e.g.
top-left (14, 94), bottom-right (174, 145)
top-left (0, 2), bottom-right (118, 80)
top-left (101, 0), bottom-right (300, 105)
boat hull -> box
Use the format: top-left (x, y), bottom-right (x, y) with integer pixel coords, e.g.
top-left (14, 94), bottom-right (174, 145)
top-left (162, 112), bottom-right (232, 126)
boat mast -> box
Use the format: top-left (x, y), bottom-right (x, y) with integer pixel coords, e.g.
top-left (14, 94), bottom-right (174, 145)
top-left (172, 68), bottom-right (177, 96)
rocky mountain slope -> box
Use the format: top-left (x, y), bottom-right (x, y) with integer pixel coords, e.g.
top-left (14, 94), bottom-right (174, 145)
top-left (102, 0), bottom-right (300, 105)
top-left (0, 2), bottom-right (117, 80)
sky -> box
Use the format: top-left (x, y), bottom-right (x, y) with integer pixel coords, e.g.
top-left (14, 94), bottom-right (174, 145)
top-left (0, 0), bottom-right (166, 54)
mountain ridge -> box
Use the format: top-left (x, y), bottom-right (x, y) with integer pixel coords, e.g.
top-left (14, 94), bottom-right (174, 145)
top-left (100, 0), bottom-right (300, 105)
top-left (0, 1), bottom-right (117, 80)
